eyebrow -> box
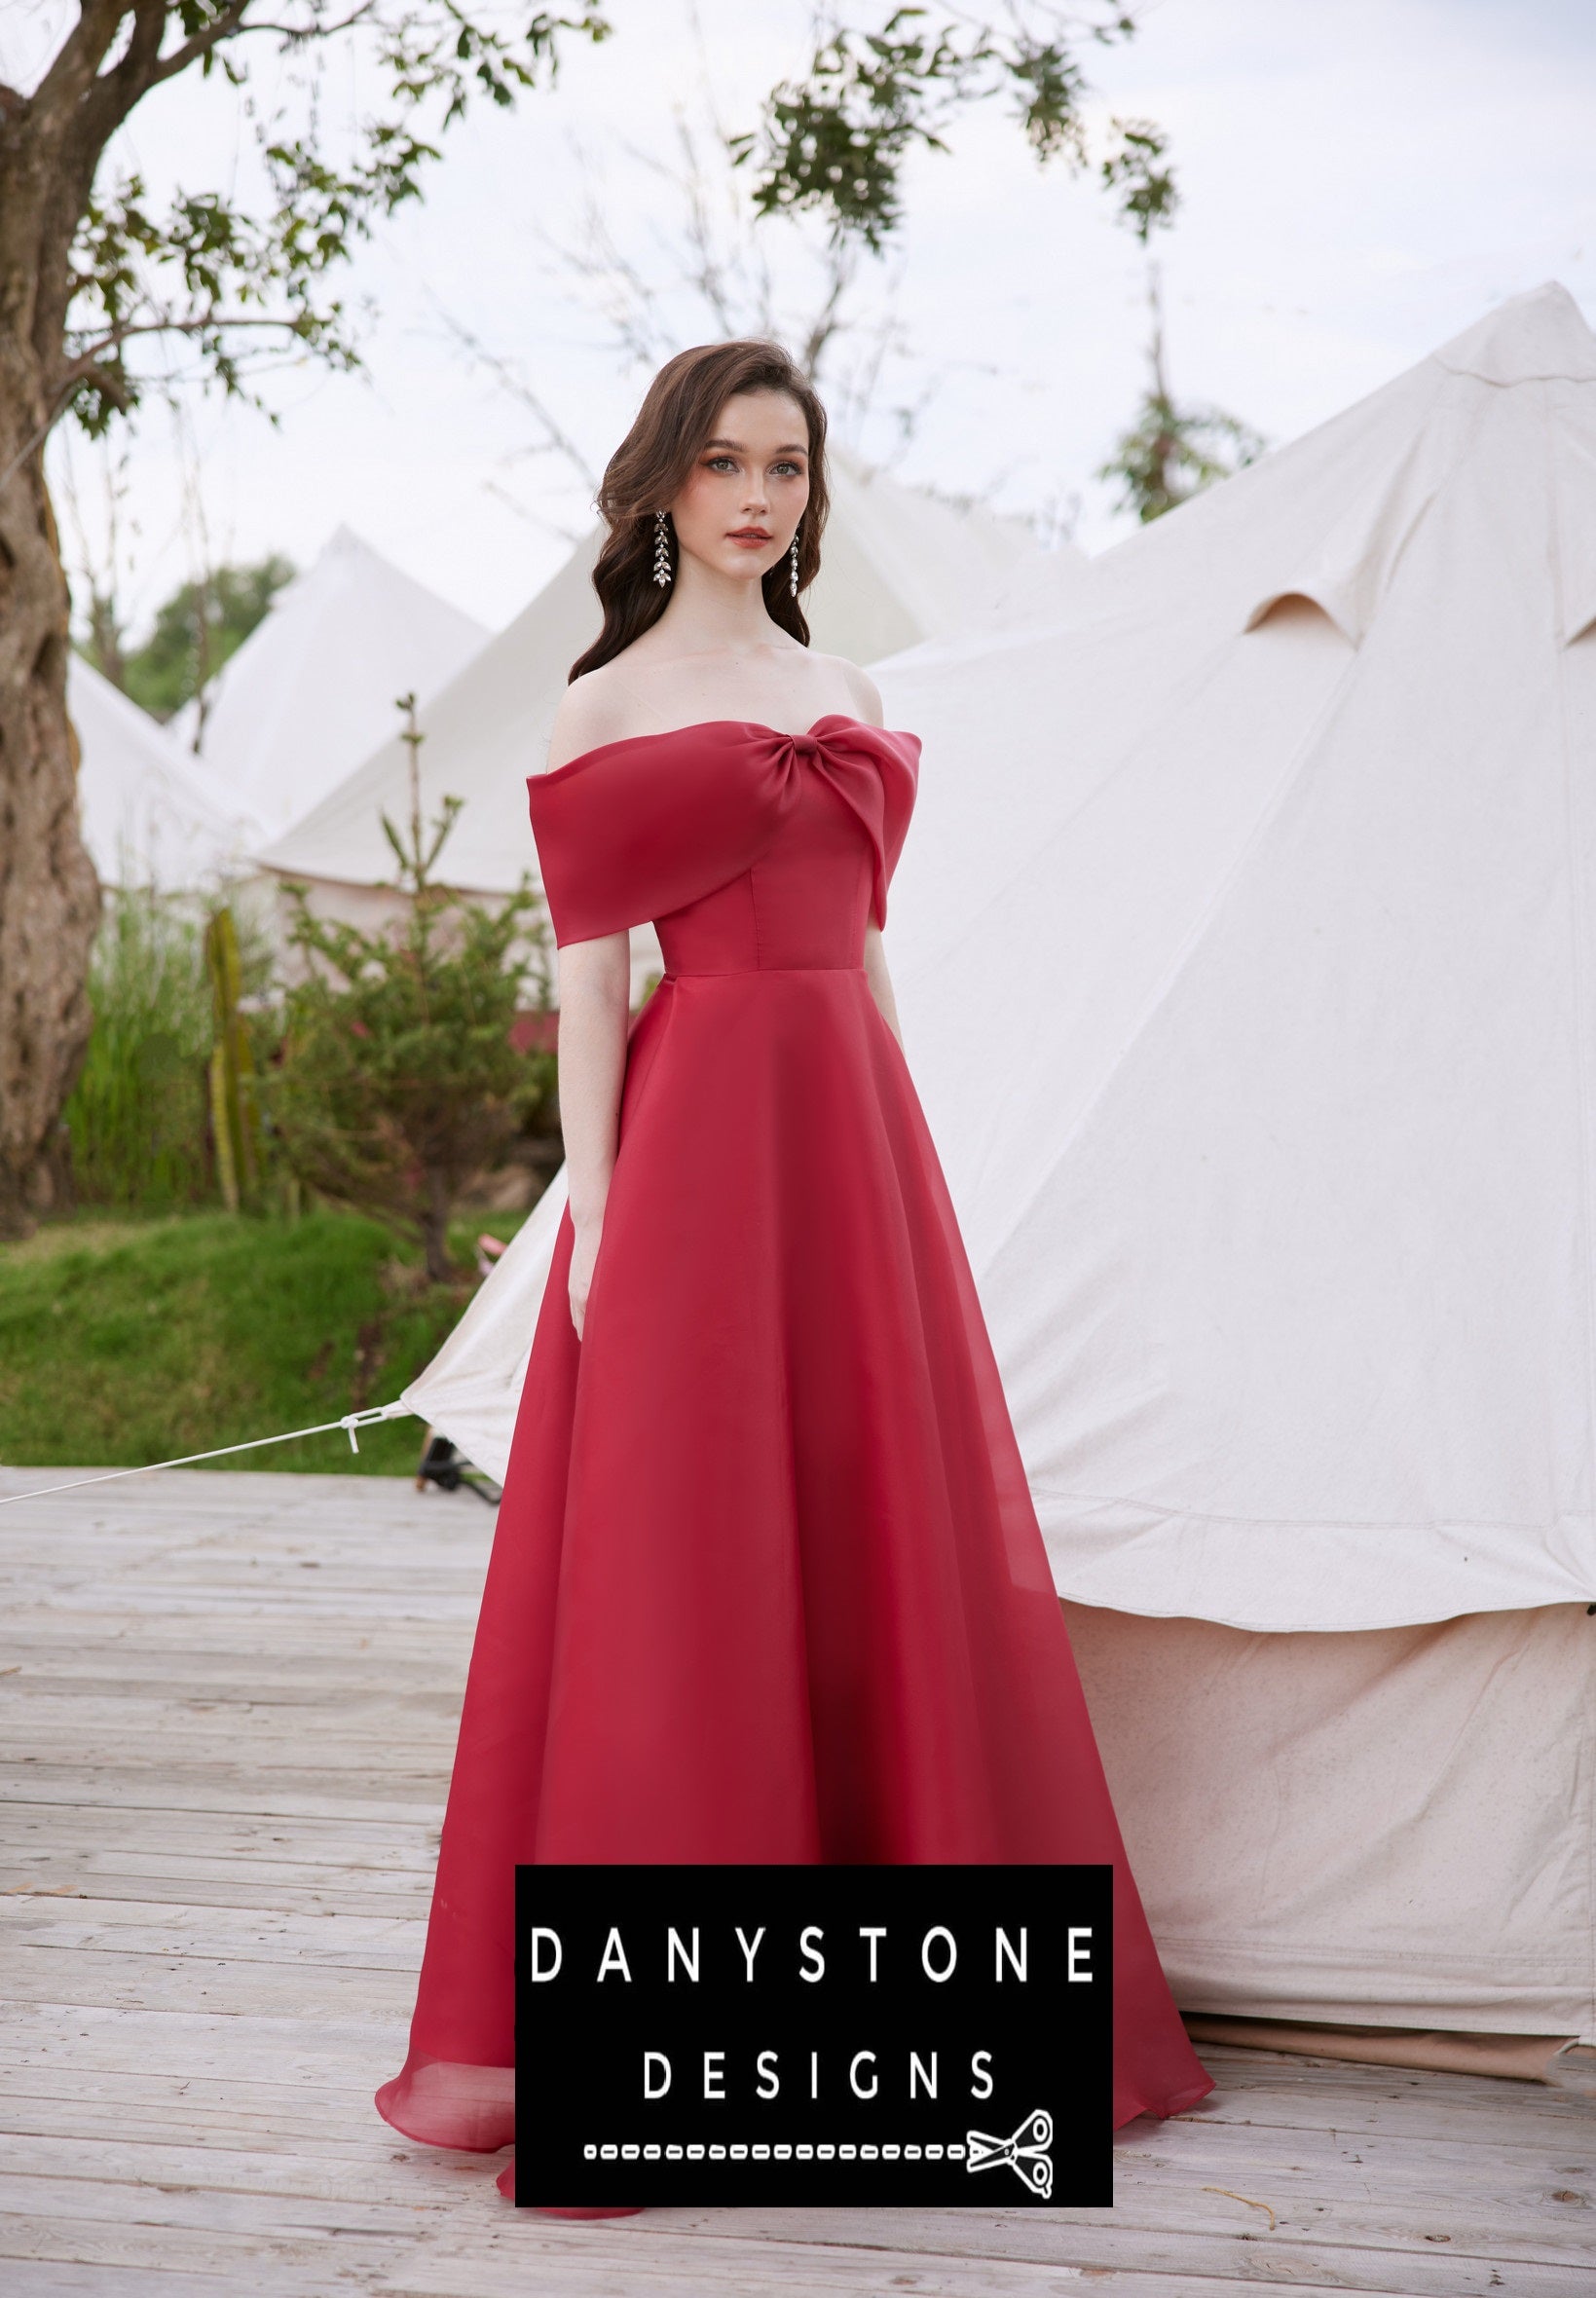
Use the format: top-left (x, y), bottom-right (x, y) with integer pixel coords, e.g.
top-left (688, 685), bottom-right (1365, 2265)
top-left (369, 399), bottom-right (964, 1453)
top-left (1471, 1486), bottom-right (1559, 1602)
top-left (702, 436), bottom-right (809, 455)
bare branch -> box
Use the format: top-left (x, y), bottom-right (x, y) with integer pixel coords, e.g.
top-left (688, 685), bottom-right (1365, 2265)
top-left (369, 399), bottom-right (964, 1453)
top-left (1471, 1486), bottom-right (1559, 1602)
top-left (65, 308), bottom-right (324, 368)
top-left (198, 2), bottom-right (374, 41)
top-left (142, 2), bottom-right (259, 94)
top-left (427, 296), bottom-right (600, 494)
top-left (56, 353), bottom-right (134, 413)
top-left (132, 0), bottom-right (380, 99)
top-left (798, 239), bottom-right (858, 379)
top-left (481, 476), bottom-right (586, 546)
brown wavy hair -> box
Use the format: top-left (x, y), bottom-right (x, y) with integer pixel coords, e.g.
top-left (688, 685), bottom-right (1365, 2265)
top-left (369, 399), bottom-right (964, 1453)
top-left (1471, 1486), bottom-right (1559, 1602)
top-left (569, 340), bottom-right (830, 683)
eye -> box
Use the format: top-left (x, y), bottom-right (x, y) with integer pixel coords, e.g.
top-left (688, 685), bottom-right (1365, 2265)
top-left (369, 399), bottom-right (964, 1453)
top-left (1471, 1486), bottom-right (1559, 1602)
top-left (772, 461), bottom-right (803, 478)
top-left (705, 454), bottom-right (738, 472)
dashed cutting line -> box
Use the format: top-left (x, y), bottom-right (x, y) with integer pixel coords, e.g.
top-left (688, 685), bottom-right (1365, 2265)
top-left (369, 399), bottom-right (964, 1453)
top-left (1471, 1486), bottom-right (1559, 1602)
top-left (582, 2138), bottom-right (967, 2163)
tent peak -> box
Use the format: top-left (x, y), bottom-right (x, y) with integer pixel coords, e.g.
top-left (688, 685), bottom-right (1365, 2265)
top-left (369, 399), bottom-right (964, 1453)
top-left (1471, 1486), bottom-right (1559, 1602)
top-left (1431, 281), bottom-right (1596, 387)
top-left (185, 520), bottom-right (489, 840)
top-left (321, 522), bottom-right (379, 556)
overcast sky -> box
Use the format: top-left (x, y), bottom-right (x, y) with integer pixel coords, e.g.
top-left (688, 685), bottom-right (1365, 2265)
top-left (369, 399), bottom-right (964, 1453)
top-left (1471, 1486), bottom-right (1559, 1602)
top-left (30, 0), bottom-right (1596, 639)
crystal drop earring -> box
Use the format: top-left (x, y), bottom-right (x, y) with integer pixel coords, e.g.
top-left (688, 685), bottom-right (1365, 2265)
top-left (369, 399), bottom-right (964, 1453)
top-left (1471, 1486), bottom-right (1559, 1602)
top-left (652, 508), bottom-right (673, 589)
top-left (789, 521), bottom-right (801, 599)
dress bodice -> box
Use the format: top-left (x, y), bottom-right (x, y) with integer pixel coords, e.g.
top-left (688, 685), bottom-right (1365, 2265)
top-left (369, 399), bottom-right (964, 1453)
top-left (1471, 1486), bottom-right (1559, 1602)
top-left (526, 717), bottom-right (920, 974)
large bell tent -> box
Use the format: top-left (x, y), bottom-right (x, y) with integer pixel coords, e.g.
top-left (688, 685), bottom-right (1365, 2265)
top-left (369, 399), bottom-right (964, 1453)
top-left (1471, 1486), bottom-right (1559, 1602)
top-left (70, 654), bottom-right (255, 891)
top-left (181, 526), bottom-right (488, 843)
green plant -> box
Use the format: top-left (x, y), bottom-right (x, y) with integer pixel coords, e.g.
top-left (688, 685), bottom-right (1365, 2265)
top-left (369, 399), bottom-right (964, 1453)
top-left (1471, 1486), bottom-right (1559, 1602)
top-left (1099, 381), bottom-right (1268, 524)
top-left (205, 906), bottom-right (266, 1211)
top-left (115, 555), bottom-right (296, 721)
top-left (60, 885), bottom-right (281, 1214)
top-left (272, 700), bottom-right (553, 1283)
top-left (61, 888), bottom-right (214, 1209)
top-left (1095, 126), bottom-right (1264, 528)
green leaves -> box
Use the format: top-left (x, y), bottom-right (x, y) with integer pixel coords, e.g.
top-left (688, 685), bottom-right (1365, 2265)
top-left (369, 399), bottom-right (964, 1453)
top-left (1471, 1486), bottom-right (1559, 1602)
top-left (272, 702), bottom-right (553, 1280)
top-left (1098, 116), bottom-right (1178, 246)
top-left (272, 870), bottom-right (552, 1279)
top-left (67, 165), bottom-right (360, 428)
top-left (1097, 389), bottom-right (1268, 524)
top-left (105, 554), bottom-right (295, 721)
top-left (380, 794), bottom-right (465, 888)
top-left (728, 4), bottom-right (1143, 253)
top-left (50, 3), bottom-right (1169, 434)
top-left (57, 4), bottom-right (612, 432)
top-left (61, 890), bottom-right (228, 1212)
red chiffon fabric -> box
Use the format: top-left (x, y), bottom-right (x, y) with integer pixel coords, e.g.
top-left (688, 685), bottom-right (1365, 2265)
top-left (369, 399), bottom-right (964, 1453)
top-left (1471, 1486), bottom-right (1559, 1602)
top-left (376, 716), bottom-right (1212, 2163)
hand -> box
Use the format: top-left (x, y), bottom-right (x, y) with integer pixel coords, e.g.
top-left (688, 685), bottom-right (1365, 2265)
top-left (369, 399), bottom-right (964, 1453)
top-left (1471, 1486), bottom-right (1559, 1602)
top-left (569, 1218), bottom-right (603, 1340)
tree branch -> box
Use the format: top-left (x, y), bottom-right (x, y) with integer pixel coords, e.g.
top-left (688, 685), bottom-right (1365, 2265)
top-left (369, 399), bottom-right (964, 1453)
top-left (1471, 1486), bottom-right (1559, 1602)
top-left (101, 1), bottom-right (169, 110)
top-left (427, 296), bottom-right (599, 493)
top-left (798, 240), bottom-right (857, 379)
top-left (56, 353), bottom-right (134, 413)
top-left (0, 351), bottom-right (134, 491)
top-left (205, 3), bottom-right (374, 40)
top-left (88, 1), bottom-right (249, 141)
top-left (29, 0), bottom-right (131, 124)
top-left (68, 309), bottom-right (319, 363)
top-left (135, 0), bottom-right (383, 102)
top-left (143, 1), bottom-right (259, 93)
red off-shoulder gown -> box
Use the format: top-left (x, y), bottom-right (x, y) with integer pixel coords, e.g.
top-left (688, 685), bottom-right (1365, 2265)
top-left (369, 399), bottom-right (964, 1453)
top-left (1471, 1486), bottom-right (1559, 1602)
top-left (376, 717), bottom-right (1213, 2168)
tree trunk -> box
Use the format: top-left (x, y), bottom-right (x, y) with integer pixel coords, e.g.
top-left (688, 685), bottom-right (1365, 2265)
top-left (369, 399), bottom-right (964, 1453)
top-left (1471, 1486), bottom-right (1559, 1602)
top-left (0, 352), bottom-right (102, 1237)
top-left (422, 1168), bottom-right (457, 1285)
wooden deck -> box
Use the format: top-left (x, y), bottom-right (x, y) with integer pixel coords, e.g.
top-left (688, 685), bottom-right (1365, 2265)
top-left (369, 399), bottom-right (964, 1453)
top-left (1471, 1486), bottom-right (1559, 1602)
top-left (1, 1463), bottom-right (1591, 2297)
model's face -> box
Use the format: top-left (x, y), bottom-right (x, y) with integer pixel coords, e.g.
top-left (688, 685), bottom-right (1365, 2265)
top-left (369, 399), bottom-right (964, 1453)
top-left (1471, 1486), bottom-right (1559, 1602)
top-left (667, 389), bottom-right (811, 589)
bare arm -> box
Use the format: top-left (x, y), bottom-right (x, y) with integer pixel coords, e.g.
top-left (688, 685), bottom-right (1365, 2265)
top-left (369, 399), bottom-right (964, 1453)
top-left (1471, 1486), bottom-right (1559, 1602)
top-left (845, 667), bottom-right (900, 1043)
top-left (554, 932), bottom-right (631, 1338)
top-left (864, 921), bottom-right (904, 1051)
top-left (538, 673), bottom-right (640, 1336)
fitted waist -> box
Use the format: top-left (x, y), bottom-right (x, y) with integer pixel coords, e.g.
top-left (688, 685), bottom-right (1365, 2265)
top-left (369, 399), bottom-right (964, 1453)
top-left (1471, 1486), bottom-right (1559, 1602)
top-left (660, 962), bottom-right (869, 981)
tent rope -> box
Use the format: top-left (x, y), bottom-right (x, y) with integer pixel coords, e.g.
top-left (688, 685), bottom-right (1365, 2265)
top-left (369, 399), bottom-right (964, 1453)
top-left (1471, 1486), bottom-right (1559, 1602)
top-left (0, 1400), bottom-right (416, 1507)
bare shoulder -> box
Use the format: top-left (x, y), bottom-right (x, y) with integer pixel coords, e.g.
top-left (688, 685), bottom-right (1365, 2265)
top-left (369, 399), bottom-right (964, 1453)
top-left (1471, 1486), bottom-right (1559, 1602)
top-left (811, 651), bottom-right (885, 728)
top-left (541, 665), bottom-right (643, 774)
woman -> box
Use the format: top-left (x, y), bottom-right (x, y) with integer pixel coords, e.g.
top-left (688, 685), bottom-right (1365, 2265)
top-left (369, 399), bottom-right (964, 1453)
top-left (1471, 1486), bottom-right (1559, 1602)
top-left (376, 339), bottom-right (1213, 2208)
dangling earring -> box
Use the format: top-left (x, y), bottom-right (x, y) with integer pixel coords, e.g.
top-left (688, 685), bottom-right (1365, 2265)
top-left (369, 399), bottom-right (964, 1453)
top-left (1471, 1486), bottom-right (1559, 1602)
top-left (652, 509), bottom-right (672, 589)
top-left (789, 521), bottom-right (801, 599)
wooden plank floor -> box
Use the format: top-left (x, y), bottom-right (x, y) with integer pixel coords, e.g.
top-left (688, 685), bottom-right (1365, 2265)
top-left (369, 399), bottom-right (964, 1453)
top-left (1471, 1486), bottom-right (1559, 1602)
top-left (1, 1464), bottom-right (1591, 2297)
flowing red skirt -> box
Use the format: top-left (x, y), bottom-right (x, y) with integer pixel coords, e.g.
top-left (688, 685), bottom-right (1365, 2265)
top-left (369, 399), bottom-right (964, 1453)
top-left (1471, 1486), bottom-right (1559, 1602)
top-left (377, 969), bottom-right (1213, 2155)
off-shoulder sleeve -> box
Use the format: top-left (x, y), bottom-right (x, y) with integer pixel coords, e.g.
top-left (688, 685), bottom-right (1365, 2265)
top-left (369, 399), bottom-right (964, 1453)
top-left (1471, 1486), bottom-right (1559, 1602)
top-left (527, 730), bottom-right (784, 946)
top-left (872, 730), bottom-right (919, 925)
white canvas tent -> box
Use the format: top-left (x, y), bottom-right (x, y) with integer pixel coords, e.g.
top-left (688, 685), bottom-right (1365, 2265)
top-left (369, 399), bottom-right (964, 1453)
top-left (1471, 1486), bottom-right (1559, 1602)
top-left (256, 451), bottom-right (1083, 967)
top-left (181, 526), bottom-right (488, 841)
top-left (71, 655), bottom-right (254, 889)
top-left (402, 284), bottom-right (1596, 2052)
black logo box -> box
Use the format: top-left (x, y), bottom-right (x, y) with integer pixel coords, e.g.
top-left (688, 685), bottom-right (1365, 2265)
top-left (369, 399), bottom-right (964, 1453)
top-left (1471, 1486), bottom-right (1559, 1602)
top-left (514, 1864), bottom-right (1112, 2207)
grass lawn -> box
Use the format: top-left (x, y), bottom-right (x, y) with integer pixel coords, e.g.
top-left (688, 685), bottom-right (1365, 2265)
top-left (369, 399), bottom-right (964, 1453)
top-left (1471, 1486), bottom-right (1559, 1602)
top-left (0, 1206), bottom-right (528, 1477)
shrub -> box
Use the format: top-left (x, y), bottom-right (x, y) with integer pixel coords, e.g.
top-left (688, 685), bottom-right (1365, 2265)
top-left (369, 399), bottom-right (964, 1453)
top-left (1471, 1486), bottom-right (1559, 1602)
top-left (62, 889), bottom-right (214, 1207)
top-left (271, 701), bottom-right (553, 1281)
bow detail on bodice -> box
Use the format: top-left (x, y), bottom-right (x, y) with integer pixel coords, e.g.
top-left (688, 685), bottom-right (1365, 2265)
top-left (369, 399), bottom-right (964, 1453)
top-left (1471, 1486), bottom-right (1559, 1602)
top-left (526, 716), bottom-right (921, 948)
